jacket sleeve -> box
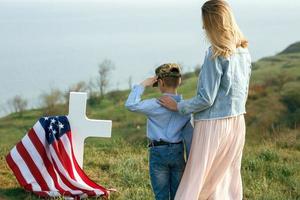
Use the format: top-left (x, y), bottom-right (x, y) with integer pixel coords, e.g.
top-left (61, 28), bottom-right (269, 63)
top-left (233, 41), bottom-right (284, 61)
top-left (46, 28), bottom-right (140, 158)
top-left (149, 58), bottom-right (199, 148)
top-left (125, 84), bottom-right (160, 116)
top-left (245, 61), bottom-right (252, 102)
top-left (177, 49), bottom-right (223, 115)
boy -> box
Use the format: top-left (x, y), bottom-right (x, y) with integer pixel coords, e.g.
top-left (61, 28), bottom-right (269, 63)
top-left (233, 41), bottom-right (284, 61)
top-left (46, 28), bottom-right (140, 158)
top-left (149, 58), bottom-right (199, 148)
top-left (125, 63), bottom-right (193, 200)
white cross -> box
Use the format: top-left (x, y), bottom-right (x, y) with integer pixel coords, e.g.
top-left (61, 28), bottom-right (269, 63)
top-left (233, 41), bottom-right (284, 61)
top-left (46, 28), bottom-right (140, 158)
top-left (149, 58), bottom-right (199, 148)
top-left (67, 92), bottom-right (112, 168)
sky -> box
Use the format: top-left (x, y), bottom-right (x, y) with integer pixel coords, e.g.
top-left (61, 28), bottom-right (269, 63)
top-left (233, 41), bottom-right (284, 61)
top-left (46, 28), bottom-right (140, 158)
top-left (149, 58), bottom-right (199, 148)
top-left (0, 0), bottom-right (300, 116)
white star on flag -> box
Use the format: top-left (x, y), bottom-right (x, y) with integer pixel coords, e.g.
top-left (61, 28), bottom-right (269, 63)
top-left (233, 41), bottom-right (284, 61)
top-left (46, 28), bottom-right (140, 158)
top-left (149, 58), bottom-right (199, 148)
top-left (59, 123), bottom-right (64, 129)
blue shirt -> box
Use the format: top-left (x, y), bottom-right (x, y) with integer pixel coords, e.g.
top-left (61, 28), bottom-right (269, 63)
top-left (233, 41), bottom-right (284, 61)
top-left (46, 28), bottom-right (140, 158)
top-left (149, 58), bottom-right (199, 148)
top-left (178, 47), bottom-right (252, 120)
top-left (125, 84), bottom-right (192, 143)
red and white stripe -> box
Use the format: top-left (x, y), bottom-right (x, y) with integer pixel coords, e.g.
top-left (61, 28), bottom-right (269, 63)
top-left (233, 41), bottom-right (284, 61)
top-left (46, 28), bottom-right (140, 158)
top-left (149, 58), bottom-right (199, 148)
top-left (6, 119), bottom-right (108, 199)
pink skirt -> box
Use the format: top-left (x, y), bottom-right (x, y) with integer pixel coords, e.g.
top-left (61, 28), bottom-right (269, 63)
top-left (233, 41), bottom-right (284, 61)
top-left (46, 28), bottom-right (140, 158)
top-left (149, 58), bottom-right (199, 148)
top-left (175, 115), bottom-right (246, 200)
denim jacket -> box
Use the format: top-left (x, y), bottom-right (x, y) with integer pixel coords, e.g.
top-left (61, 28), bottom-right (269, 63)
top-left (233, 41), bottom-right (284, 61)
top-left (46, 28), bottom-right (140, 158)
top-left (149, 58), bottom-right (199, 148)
top-left (177, 47), bottom-right (252, 120)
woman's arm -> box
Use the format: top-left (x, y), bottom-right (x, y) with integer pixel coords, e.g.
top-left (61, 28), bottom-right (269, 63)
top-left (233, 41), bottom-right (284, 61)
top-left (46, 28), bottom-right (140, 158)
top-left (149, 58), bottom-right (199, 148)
top-left (159, 49), bottom-right (223, 115)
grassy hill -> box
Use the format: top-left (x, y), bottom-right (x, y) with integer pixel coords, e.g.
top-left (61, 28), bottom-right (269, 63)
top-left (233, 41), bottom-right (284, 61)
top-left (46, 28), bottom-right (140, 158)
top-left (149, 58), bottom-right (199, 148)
top-left (279, 41), bottom-right (300, 55)
top-left (0, 43), bottom-right (299, 200)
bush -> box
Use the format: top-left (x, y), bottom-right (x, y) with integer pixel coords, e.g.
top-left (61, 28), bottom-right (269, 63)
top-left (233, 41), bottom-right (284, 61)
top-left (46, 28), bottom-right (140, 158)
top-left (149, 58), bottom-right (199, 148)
top-left (281, 82), bottom-right (300, 127)
top-left (40, 88), bottom-right (66, 116)
top-left (88, 92), bottom-right (101, 106)
top-left (7, 95), bottom-right (28, 115)
top-left (246, 94), bottom-right (287, 133)
top-left (107, 90), bottom-right (128, 104)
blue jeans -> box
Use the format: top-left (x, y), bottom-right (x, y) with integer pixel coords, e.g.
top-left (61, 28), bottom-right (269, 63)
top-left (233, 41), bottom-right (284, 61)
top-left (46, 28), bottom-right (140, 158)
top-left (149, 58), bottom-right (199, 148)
top-left (149, 143), bottom-right (186, 200)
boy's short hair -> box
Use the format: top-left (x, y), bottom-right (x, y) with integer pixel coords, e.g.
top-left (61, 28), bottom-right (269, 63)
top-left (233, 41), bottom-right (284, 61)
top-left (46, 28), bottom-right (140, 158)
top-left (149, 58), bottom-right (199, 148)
top-left (161, 76), bottom-right (181, 88)
top-left (153, 63), bottom-right (182, 88)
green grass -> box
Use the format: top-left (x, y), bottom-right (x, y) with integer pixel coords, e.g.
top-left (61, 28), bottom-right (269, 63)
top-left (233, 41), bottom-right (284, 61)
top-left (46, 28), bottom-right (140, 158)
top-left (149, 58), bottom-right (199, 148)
top-left (0, 43), bottom-right (300, 199)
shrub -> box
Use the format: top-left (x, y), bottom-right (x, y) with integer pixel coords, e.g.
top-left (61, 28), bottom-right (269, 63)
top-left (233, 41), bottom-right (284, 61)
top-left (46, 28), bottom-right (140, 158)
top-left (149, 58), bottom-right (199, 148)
top-left (7, 95), bottom-right (28, 115)
top-left (40, 89), bottom-right (66, 116)
top-left (107, 90), bottom-right (128, 104)
top-left (281, 82), bottom-right (300, 127)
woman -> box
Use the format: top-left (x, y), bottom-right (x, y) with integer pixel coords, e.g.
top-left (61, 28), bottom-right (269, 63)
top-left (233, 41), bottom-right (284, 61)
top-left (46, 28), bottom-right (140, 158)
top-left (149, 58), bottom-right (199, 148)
top-left (159, 0), bottom-right (251, 199)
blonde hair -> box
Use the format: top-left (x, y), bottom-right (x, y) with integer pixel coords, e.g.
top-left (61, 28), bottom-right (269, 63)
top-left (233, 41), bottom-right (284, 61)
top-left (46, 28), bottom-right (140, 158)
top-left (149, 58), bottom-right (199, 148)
top-left (202, 0), bottom-right (248, 58)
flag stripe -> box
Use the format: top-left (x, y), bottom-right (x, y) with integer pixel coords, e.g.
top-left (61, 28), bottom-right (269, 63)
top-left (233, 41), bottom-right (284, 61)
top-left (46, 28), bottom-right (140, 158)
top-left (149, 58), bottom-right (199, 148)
top-left (58, 134), bottom-right (99, 196)
top-left (50, 154), bottom-right (82, 191)
top-left (49, 144), bottom-right (96, 194)
top-left (27, 128), bottom-right (70, 195)
top-left (67, 132), bottom-right (108, 195)
top-left (59, 134), bottom-right (93, 187)
top-left (10, 146), bottom-right (41, 191)
top-left (33, 123), bottom-right (79, 195)
top-left (34, 122), bottom-right (91, 195)
top-left (22, 134), bottom-right (58, 191)
top-left (24, 131), bottom-right (74, 197)
top-left (53, 137), bottom-right (76, 180)
top-left (16, 142), bottom-right (50, 191)
top-left (6, 153), bottom-right (31, 191)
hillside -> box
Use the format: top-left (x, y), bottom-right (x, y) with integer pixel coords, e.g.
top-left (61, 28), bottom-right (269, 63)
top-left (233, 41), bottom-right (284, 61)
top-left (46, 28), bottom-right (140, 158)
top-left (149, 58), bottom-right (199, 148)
top-left (0, 43), bottom-right (299, 200)
top-left (279, 41), bottom-right (300, 55)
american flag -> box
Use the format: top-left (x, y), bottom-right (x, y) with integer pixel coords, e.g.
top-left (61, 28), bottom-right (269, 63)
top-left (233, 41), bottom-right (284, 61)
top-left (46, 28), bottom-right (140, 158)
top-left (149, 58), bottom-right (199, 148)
top-left (6, 116), bottom-right (109, 199)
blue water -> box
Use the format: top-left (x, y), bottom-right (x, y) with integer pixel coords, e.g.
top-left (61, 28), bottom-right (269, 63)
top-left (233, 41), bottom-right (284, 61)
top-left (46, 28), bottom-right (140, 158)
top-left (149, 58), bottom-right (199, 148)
top-left (0, 0), bottom-right (300, 116)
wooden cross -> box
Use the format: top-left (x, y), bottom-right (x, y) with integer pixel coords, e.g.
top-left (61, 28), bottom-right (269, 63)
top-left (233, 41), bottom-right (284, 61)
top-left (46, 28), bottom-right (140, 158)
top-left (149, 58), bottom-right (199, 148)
top-left (67, 92), bottom-right (112, 168)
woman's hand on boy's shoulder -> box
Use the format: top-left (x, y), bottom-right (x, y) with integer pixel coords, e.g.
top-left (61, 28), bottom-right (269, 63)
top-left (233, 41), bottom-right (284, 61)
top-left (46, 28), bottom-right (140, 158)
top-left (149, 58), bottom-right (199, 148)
top-left (141, 76), bottom-right (158, 87)
top-left (158, 96), bottom-right (178, 111)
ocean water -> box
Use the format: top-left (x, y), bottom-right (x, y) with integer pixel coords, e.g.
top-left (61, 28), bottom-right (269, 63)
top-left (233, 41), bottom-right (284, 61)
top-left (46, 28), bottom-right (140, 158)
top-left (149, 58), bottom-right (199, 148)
top-left (0, 0), bottom-right (300, 116)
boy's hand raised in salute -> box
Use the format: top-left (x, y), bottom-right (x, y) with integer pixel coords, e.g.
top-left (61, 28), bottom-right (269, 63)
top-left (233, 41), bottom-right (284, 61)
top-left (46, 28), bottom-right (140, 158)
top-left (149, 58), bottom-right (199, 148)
top-left (141, 76), bottom-right (158, 87)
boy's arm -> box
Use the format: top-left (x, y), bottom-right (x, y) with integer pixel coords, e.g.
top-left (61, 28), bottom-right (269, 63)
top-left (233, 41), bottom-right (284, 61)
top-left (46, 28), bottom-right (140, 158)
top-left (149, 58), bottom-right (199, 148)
top-left (125, 77), bottom-right (159, 115)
